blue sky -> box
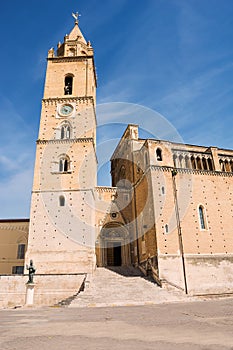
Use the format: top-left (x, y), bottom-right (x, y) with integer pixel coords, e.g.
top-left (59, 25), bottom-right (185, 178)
top-left (0, 0), bottom-right (233, 218)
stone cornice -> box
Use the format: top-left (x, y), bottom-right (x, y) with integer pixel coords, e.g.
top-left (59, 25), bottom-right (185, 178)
top-left (95, 186), bottom-right (117, 193)
top-left (48, 56), bottom-right (93, 63)
top-left (0, 225), bottom-right (29, 232)
top-left (42, 96), bottom-right (94, 106)
top-left (150, 165), bottom-right (233, 177)
top-left (37, 138), bottom-right (94, 145)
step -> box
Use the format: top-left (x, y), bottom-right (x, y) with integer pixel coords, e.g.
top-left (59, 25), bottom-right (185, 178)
top-left (69, 267), bottom-right (193, 308)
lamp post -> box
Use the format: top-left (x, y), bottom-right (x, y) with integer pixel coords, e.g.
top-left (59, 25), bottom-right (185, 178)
top-left (171, 170), bottom-right (188, 294)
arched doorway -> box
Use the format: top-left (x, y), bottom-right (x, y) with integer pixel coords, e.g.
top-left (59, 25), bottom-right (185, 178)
top-left (97, 223), bottom-right (130, 267)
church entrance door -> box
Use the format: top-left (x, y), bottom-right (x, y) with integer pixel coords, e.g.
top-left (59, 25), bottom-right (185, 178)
top-left (107, 242), bottom-right (122, 266)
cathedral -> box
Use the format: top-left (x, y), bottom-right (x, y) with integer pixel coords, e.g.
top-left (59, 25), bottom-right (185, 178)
top-left (0, 15), bottom-right (233, 303)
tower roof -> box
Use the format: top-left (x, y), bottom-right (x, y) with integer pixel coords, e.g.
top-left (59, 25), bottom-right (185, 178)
top-left (67, 20), bottom-right (87, 44)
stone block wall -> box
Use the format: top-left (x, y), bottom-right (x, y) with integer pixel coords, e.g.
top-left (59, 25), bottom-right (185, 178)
top-left (0, 274), bottom-right (86, 308)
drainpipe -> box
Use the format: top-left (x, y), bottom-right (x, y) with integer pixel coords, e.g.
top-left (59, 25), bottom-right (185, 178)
top-left (131, 144), bottom-right (140, 265)
top-left (171, 169), bottom-right (188, 294)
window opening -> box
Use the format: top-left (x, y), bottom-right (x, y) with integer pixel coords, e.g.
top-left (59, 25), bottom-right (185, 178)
top-left (64, 76), bottom-right (73, 95)
top-left (199, 206), bottom-right (206, 230)
top-left (12, 266), bottom-right (24, 274)
top-left (59, 196), bottom-right (65, 207)
top-left (156, 148), bottom-right (162, 161)
top-left (17, 244), bottom-right (26, 259)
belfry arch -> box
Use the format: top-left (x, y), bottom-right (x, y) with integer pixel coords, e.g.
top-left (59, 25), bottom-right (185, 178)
top-left (97, 223), bottom-right (131, 267)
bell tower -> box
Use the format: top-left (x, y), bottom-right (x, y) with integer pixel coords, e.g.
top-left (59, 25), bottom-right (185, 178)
top-left (25, 14), bottom-right (97, 274)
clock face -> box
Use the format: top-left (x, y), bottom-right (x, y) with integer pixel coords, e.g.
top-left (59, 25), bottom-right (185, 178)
top-left (59, 104), bottom-right (74, 116)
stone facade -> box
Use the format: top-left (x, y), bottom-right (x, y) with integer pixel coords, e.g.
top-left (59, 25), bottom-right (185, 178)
top-left (25, 19), bottom-right (97, 274)
top-left (110, 124), bottom-right (233, 294)
top-left (1, 17), bottom-right (233, 297)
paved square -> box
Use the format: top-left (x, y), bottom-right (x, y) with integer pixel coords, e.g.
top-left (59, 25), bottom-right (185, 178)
top-left (0, 299), bottom-right (233, 349)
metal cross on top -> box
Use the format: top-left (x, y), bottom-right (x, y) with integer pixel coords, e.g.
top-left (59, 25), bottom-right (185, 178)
top-left (72, 12), bottom-right (81, 23)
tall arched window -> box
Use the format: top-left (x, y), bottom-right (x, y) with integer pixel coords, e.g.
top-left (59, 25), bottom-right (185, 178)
top-left (198, 205), bottom-right (206, 230)
top-left (191, 156), bottom-right (196, 169)
top-left (64, 75), bottom-right (73, 95)
top-left (60, 123), bottom-right (71, 139)
top-left (59, 195), bottom-right (65, 207)
top-left (207, 158), bottom-right (213, 171)
top-left (156, 148), bottom-right (162, 161)
top-left (202, 158), bottom-right (208, 170)
top-left (185, 155), bottom-right (190, 169)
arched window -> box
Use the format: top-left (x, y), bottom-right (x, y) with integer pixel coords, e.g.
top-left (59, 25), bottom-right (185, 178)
top-left (191, 156), bottom-right (196, 169)
top-left (68, 48), bottom-right (75, 56)
top-left (59, 195), bottom-right (65, 207)
top-left (207, 158), bottom-right (213, 171)
top-left (64, 75), bottom-right (73, 95)
top-left (225, 160), bottom-right (230, 172)
top-left (230, 161), bottom-right (233, 172)
top-left (59, 155), bottom-right (70, 173)
top-left (198, 205), bottom-right (206, 230)
top-left (196, 157), bottom-right (202, 170)
top-left (17, 244), bottom-right (26, 259)
top-left (60, 123), bottom-right (71, 139)
top-left (156, 148), bottom-right (162, 161)
top-left (185, 155), bottom-right (190, 169)
top-left (202, 158), bottom-right (208, 170)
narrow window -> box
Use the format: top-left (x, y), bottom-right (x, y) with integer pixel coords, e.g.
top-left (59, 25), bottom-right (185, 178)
top-left (202, 158), bottom-right (208, 170)
top-left (17, 244), bottom-right (26, 259)
top-left (64, 75), bottom-right (73, 95)
top-left (59, 195), bottom-right (65, 207)
top-left (156, 148), bottom-right (162, 161)
top-left (225, 160), bottom-right (230, 172)
top-left (59, 159), bottom-right (63, 172)
top-left (199, 206), bottom-right (206, 230)
top-left (230, 161), bottom-right (233, 172)
top-left (179, 155), bottom-right (183, 168)
top-left (64, 159), bottom-right (68, 172)
top-left (185, 156), bottom-right (190, 169)
top-left (207, 158), bottom-right (213, 171)
top-left (191, 156), bottom-right (196, 169)
top-left (12, 266), bottom-right (24, 274)
top-left (165, 224), bottom-right (169, 234)
top-left (61, 126), bottom-right (65, 139)
top-left (66, 126), bottom-right (71, 139)
top-left (161, 186), bottom-right (165, 195)
top-left (196, 157), bottom-right (202, 170)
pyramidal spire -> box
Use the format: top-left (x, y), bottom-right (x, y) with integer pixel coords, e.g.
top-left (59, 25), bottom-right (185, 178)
top-left (68, 11), bottom-right (87, 44)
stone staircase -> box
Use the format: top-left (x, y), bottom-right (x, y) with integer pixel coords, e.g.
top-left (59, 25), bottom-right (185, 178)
top-left (69, 266), bottom-right (193, 308)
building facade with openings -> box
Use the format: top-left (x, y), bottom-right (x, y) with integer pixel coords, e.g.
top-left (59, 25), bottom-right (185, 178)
top-left (1, 16), bottom-right (233, 297)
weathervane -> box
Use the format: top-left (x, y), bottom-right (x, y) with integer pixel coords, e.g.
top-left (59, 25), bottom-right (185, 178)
top-left (72, 12), bottom-right (81, 23)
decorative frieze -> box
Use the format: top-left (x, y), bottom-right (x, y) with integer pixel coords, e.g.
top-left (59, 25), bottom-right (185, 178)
top-left (95, 186), bottom-right (117, 193)
top-left (37, 138), bottom-right (94, 145)
top-left (42, 96), bottom-right (94, 107)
